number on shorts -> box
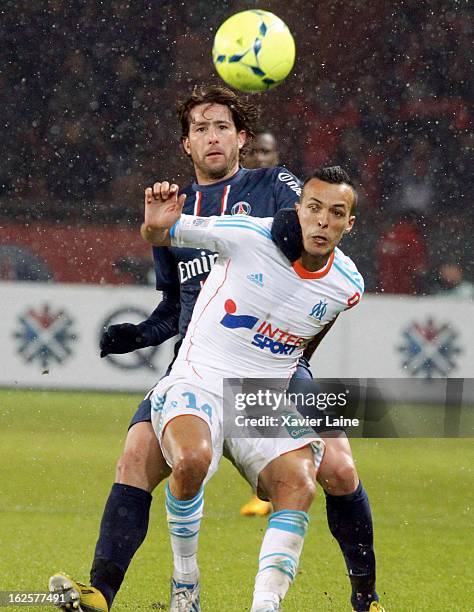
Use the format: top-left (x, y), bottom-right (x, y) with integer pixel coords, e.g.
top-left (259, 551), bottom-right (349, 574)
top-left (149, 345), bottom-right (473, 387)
top-left (182, 391), bottom-right (213, 424)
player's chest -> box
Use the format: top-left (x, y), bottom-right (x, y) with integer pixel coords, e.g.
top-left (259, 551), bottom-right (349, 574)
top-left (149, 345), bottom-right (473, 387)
top-left (185, 187), bottom-right (278, 218)
top-left (222, 258), bottom-right (346, 339)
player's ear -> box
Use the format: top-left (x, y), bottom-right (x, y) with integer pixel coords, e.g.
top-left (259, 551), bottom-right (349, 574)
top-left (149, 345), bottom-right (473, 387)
top-left (182, 136), bottom-right (191, 157)
top-left (237, 130), bottom-right (246, 150)
top-left (345, 215), bottom-right (356, 234)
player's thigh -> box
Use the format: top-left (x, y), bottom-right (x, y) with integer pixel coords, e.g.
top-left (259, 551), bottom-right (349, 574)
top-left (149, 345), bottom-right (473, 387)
top-left (152, 380), bottom-right (223, 485)
top-left (257, 445), bottom-right (317, 510)
top-left (317, 433), bottom-right (359, 494)
top-left (226, 437), bottom-right (322, 508)
top-left (116, 420), bottom-right (170, 490)
top-left (162, 415), bottom-right (213, 467)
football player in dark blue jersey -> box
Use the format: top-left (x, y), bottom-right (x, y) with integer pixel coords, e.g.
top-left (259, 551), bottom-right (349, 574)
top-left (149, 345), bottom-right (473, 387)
top-left (49, 86), bottom-right (382, 612)
top-left (239, 130), bottom-right (285, 518)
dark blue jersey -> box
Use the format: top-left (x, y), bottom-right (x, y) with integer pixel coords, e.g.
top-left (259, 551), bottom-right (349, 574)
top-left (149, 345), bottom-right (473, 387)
top-left (150, 166), bottom-right (301, 339)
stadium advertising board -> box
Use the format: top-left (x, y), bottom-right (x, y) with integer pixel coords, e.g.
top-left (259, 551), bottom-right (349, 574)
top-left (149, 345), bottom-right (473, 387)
top-left (1, 282), bottom-right (473, 398)
top-left (1, 282), bottom-right (175, 392)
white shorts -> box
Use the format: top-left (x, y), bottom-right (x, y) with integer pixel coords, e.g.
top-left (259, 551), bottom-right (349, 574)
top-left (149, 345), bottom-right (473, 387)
top-left (150, 372), bottom-right (325, 489)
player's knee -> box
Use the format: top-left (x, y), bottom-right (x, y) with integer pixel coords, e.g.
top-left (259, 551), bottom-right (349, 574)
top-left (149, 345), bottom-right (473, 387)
top-left (320, 456), bottom-right (359, 495)
top-left (116, 446), bottom-right (147, 479)
top-left (172, 448), bottom-right (212, 493)
top-left (294, 470), bottom-right (317, 505)
top-left (269, 468), bottom-right (316, 510)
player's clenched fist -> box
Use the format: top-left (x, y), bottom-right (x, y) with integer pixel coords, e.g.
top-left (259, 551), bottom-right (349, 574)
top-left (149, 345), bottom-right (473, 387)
top-left (141, 181), bottom-right (186, 246)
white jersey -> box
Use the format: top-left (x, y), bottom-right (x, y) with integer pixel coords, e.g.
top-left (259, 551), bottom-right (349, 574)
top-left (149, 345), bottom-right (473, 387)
top-left (169, 214), bottom-right (364, 383)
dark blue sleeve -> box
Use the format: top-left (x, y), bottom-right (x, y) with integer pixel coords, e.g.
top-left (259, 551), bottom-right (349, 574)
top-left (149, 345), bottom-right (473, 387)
top-left (136, 285), bottom-right (180, 346)
top-left (153, 246), bottom-right (179, 290)
top-left (272, 166), bottom-right (302, 210)
top-left (134, 247), bottom-right (181, 346)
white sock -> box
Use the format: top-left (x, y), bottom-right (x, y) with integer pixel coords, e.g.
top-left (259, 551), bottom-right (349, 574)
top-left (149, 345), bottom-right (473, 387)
top-left (252, 510), bottom-right (309, 608)
top-left (165, 483), bottom-right (204, 584)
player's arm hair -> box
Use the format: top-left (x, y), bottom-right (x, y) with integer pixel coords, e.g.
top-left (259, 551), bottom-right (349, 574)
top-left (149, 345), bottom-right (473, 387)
top-left (303, 315), bottom-right (339, 361)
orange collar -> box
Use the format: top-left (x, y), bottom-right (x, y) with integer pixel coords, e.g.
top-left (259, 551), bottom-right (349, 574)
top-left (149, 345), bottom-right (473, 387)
top-left (292, 251), bottom-right (334, 279)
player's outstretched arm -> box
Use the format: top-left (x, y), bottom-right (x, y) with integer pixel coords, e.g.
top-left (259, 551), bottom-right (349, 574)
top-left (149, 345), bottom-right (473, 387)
top-left (141, 181), bottom-right (186, 246)
top-left (99, 286), bottom-right (181, 357)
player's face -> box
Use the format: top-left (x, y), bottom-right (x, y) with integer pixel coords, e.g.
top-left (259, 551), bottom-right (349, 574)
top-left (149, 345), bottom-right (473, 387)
top-left (182, 103), bottom-right (246, 184)
top-left (296, 178), bottom-right (355, 269)
top-left (245, 133), bottom-right (279, 169)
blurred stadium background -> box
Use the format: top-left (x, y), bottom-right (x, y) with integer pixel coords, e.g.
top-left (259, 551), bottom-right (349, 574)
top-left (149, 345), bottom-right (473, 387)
top-left (0, 2), bottom-right (473, 610)
top-left (1, 0), bottom-right (473, 388)
top-left (1, 0), bottom-right (472, 291)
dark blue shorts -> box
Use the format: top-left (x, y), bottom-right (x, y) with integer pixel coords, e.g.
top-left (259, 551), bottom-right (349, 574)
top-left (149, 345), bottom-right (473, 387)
top-left (129, 340), bottom-right (181, 429)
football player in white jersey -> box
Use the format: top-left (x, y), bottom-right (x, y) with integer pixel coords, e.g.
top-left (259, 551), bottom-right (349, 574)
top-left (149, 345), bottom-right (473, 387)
top-left (48, 89), bottom-right (382, 612)
top-left (137, 167), bottom-right (383, 612)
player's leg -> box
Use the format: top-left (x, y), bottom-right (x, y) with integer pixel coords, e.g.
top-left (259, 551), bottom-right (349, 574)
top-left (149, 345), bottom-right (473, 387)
top-left (226, 436), bottom-right (322, 611)
top-left (49, 394), bottom-right (170, 611)
top-left (317, 434), bottom-right (380, 612)
top-left (153, 382), bottom-right (221, 611)
top-left (89, 417), bottom-right (171, 608)
top-left (252, 444), bottom-right (318, 611)
top-left (161, 414), bottom-right (211, 591)
top-left (289, 365), bottom-right (381, 611)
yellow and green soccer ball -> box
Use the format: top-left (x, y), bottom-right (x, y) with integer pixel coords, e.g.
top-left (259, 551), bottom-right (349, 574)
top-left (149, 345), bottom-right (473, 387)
top-left (212, 9), bottom-right (296, 93)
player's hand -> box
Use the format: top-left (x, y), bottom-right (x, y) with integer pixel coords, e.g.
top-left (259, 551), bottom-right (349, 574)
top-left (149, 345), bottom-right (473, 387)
top-left (99, 323), bottom-right (146, 357)
top-left (141, 181), bottom-right (187, 245)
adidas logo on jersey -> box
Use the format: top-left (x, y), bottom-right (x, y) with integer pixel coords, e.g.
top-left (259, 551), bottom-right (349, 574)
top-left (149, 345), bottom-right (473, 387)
top-left (247, 273), bottom-right (264, 287)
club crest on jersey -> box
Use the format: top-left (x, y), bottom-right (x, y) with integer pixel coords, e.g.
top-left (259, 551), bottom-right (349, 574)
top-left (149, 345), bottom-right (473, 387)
top-left (220, 299), bottom-right (306, 355)
top-left (309, 299), bottom-right (328, 321)
top-left (231, 201), bottom-right (251, 215)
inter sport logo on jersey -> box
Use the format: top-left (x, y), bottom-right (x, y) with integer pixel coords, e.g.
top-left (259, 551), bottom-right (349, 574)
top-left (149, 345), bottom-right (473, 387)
top-left (14, 303), bottom-right (76, 369)
top-left (220, 299), bottom-right (306, 355)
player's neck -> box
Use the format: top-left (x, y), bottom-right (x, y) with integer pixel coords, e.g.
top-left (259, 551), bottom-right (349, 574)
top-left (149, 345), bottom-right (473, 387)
top-left (194, 164), bottom-right (240, 185)
top-left (299, 251), bottom-right (331, 272)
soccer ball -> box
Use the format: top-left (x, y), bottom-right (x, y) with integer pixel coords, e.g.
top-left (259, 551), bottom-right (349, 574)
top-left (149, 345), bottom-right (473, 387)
top-left (212, 10), bottom-right (296, 93)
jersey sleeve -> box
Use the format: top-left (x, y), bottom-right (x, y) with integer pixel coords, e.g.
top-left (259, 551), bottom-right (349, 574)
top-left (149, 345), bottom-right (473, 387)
top-left (170, 214), bottom-right (274, 256)
top-left (333, 249), bottom-right (365, 309)
top-left (272, 167), bottom-right (302, 209)
top-left (152, 246), bottom-right (179, 291)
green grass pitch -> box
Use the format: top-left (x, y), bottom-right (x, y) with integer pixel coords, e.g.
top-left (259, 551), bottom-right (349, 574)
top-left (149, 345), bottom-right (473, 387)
top-left (0, 388), bottom-right (472, 611)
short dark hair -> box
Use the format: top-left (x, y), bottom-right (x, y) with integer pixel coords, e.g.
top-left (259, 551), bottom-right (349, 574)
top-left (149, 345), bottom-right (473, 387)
top-left (176, 84), bottom-right (259, 140)
top-left (303, 166), bottom-right (358, 212)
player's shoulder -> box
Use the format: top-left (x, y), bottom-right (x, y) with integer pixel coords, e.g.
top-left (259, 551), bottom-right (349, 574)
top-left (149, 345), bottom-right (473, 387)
top-left (242, 165), bottom-right (301, 186)
top-left (332, 247), bottom-right (365, 295)
top-left (214, 214), bottom-right (273, 239)
top-left (272, 165), bottom-right (302, 195)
